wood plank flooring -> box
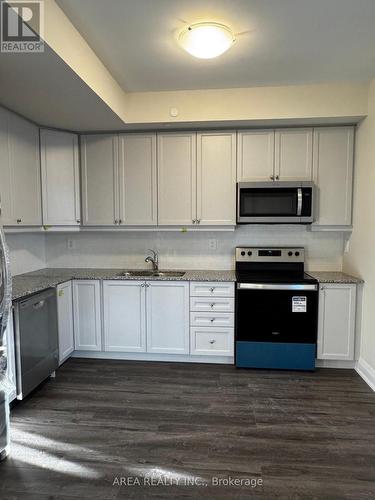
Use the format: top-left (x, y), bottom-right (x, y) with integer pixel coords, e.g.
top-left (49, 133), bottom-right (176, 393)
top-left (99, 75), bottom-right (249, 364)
top-left (1, 359), bottom-right (375, 499)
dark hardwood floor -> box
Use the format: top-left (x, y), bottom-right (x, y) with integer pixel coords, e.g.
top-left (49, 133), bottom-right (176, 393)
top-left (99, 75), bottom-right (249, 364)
top-left (1, 359), bottom-right (375, 499)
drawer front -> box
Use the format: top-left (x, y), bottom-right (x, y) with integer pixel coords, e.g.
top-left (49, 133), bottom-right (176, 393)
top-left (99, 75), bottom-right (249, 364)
top-left (190, 282), bottom-right (234, 298)
top-left (190, 312), bottom-right (234, 328)
top-left (190, 297), bottom-right (234, 313)
top-left (190, 327), bottom-right (234, 356)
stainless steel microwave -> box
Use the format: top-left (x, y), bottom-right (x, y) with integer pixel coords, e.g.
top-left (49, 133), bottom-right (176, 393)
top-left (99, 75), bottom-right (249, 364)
top-left (237, 181), bottom-right (314, 224)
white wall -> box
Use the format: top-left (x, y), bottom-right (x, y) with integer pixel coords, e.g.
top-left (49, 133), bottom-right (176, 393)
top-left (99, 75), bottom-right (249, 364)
top-left (6, 233), bottom-right (47, 276)
top-left (344, 78), bottom-right (375, 382)
top-left (45, 226), bottom-right (345, 272)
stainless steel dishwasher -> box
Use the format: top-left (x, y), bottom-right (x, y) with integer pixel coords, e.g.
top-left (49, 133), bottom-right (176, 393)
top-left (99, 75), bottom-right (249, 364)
top-left (14, 288), bottom-right (58, 400)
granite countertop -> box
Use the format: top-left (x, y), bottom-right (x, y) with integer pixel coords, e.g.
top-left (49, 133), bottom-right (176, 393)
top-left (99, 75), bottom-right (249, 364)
top-left (12, 267), bottom-right (363, 301)
top-left (12, 268), bottom-right (237, 301)
top-left (307, 271), bottom-right (364, 284)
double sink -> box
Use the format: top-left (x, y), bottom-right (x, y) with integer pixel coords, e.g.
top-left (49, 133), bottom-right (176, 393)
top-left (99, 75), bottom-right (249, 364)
top-left (119, 270), bottom-right (186, 278)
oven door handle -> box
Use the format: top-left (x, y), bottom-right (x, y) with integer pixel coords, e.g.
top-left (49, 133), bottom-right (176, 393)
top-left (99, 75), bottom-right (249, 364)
top-left (297, 188), bottom-right (303, 216)
top-left (237, 283), bottom-right (318, 291)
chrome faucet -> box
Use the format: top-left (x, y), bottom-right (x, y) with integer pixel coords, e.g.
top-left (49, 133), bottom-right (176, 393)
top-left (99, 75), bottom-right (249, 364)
top-left (145, 249), bottom-right (159, 271)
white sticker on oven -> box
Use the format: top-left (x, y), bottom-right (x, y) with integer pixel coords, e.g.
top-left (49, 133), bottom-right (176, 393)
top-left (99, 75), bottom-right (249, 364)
top-left (292, 296), bottom-right (307, 313)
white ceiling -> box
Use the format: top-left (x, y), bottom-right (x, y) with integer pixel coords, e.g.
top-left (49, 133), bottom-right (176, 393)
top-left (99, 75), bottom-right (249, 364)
top-left (57, 0), bottom-right (375, 92)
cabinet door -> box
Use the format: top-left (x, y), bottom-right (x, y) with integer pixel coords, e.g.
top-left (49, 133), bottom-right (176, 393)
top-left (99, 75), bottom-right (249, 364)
top-left (73, 280), bottom-right (102, 351)
top-left (237, 130), bottom-right (275, 182)
top-left (146, 281), bottom-right (189, 354)
top-left (81, 134), bottom-right (119, 226)
top-left (313, 127), bottom-right (354, 226)
top-left (103, 281), bottom-right (146, 352)
top-left (5, 312), bottom-right (17, 402)
top-left (118, 134), bottom-right (157, 225)
top-left (274, 128), bottom-right (313, 181)
top-left (317, 284), bottom-right (356, 360)
top-left (40, 130), bottom-right (80, 225)
top-left (0, 108), bottom-right (14, 225)
top-left (197, 131), bottom-right (236, 225)
top-left (8, 113), bottom-right (41, 225)
top-left (157, 133), bottom-right (196, 225)
top-left (57, 281), bottom-right (74, 364)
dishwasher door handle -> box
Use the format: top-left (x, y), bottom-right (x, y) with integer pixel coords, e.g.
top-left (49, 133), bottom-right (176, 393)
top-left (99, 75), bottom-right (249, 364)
top-left (32, 300), bottom-right (45, 310)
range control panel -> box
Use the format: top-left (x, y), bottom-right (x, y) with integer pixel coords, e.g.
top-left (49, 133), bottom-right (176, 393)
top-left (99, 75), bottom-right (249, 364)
top-left (235, 247), bottom-right (305, 263)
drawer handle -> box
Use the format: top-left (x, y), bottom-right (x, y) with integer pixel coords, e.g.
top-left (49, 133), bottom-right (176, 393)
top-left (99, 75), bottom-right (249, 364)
top-left (209, 339), bottom-right (216, 344)
top-left (210, 287), bottom-right (215, 293)
top-left (210, 318), bottom-right (215, 322)
top-left (210, 303), bottom-right (215, 308)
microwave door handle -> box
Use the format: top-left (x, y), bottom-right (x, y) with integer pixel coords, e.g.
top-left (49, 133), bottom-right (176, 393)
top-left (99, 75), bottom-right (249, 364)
top-left (297, 188), bottom-right (303, 216)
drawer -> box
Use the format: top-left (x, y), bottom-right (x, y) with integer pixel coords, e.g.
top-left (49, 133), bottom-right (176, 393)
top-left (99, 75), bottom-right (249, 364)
top-left (190, 312), bottom-right (234, 328)
top-left (190, 327), bottom-right (234, 356)
top-left (190, 296), bottom-right (234, 313)
top-left (190, 281), bottom-right (234, 298)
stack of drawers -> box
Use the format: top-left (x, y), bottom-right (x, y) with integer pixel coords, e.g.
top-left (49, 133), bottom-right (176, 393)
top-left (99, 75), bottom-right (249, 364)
top-left (189, 281), bottom-right (235, 356)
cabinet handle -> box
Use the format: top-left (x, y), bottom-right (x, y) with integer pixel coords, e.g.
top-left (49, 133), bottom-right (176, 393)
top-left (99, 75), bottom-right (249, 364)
top-left (210, 318), bottom-right (215, 322)
top-left (275, 175), bottom-right (279, 180)
top-left (209, 339), bottom-right (216, 344)
top-left (210, 287), bottom-right (215, 293)
top-left (16, 218), bottom-right (22, 223)
top-left (114, 219), bottom-right (118, 224)
top-left (197, 219), bottom-right (201, 224)
top-left (270, 175), bottom-right (274, 181)
top-left (192, 219), bottom-right (196, 224)
top-left (119, 219), bottom-right (122, 224)
top-left (76, 219), bottom-right (80, 224)
top-left (210, 303), bottom-right (215, 308)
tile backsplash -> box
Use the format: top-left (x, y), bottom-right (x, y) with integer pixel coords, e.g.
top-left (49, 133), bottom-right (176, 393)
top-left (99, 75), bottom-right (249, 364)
top-left (42, 225), bottom-right (346, 272)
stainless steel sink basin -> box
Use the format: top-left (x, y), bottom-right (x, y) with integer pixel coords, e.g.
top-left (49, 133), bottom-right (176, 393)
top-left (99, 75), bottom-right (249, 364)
top-left (119, 270), bottom-right (186, 278)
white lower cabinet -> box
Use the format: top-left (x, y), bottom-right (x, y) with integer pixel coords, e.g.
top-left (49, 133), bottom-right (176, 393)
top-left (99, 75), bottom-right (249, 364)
top-left (190, 327), bottom-right (234, 356)
top-left (103, 281), bottom-right (146, 352)
top-left (57, 281), bottom-right (74, 364)
top-left (146, 281), bottom-right (189, 354)
top-left (317, 283), bottom-right (356, 360)
top-left (73, 280), bottom-right (102, 351)
top-left (189, 281), bottom-right (234, 357)
top-left (102, 280), bottom-right (189, 355)
top-left (5, 312), bottom-right (17, 402)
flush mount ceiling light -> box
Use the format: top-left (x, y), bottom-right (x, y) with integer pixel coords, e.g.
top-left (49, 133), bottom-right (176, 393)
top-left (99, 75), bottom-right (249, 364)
top-left (178, 22), bottom-right (236, 59)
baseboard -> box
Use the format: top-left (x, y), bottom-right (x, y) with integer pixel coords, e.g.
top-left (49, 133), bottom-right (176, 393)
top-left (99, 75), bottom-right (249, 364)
top-left (72, 351), bottom-right (234, 365)
top-left (316, 359), bottom-right (356, 369)
top-left (356, 358), bottom-right (375, 392)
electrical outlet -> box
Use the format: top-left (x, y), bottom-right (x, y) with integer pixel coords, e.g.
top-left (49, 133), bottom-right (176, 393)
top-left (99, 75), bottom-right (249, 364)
top-left (67, 239), bottom-right (75, 250)
top-left (208, 239), bottom-right (217, 250)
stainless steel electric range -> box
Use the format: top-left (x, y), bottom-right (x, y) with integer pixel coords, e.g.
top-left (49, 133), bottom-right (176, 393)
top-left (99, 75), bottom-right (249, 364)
top-left (235, 247), bottom-right (319, 371)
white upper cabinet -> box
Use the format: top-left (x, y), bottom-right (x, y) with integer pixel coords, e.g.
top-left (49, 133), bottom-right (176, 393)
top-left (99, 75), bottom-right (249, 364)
top-left (81, 134), bottom-right (119, 226)
top-left (157, 132), bottom-right (196, 225)
top-left (40, 129), bottom-right (80, 226)
top-left (274, 128), bottom-right (313, 181)
top-left (146, 281), bottom-right (189, 354)
top-left (118, 134), bottom-right (157, 225)
top-left (0, 108), bottom-right (13, 225)
top-left (313, 127), bottom-right (354, 227)
top-left (197, 131), bottom-right (236, 225)
top-left (237, 130), bottom-right (275, 182)
top-left (103, 281), bottom-right (146, 352)
top-left (317, 283), bottom-right (356, 360)
top-left (2, 111), bottom-right (41, 225)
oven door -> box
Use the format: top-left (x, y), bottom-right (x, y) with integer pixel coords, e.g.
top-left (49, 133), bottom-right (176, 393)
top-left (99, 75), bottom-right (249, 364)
top-left (236, 283), bottom-right (318, 344)
top-left (237, 183), bottom-right (313, 223)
